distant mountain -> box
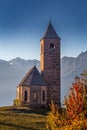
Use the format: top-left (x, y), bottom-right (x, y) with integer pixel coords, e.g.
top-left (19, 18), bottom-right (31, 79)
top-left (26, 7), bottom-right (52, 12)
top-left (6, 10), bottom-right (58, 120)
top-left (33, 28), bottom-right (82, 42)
top-left (61, 50), bottom-right (87, 102)
top-left (0, 58), bottom-right (39, 106)
top-left (9, 57), bottom-right (40, 71)
top-left (0, 51), bottom-right (87, 106)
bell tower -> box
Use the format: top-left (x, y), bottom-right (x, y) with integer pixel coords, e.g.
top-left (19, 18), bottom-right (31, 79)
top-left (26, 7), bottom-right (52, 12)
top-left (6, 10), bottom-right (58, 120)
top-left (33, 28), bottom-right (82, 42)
top-left (40, 21), bottom-right (61, 106)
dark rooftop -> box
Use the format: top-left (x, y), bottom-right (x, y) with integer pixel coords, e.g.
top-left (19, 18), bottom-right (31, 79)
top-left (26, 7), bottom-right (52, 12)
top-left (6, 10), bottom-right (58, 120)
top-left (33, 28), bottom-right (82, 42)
top-left (18, 66), bottom-right (47, 86)
top-left (43, 21), bottom-right (60, 39)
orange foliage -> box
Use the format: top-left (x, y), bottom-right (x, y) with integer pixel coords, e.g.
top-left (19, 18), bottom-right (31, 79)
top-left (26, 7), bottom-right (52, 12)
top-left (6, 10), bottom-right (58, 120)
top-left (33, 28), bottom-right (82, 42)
top-left (47, 75), bottom-right (87, 130)
top-left (65, 82), bottom-right (85, 123)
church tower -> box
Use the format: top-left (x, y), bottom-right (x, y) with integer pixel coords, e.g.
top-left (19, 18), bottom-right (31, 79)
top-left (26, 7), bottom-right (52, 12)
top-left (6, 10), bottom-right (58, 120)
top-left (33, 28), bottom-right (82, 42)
top-left (40, 21), bottom-right (61, 106)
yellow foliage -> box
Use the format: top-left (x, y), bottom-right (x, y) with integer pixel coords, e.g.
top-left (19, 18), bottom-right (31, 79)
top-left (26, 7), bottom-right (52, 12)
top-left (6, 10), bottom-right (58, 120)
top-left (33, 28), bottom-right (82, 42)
top-left (13, 99), bottom-right (22, 106)
top-left (46, 72), bottom-right (87, 130)
top-left (46, 101), bottom-right (65, 130)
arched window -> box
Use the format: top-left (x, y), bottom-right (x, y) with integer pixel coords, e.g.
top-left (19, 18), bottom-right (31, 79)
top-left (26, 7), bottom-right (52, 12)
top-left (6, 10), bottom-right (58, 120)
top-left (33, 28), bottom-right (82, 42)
top-left (33, 92), bottom-right (38, 101)
top-left (50, 43), bottom-right (54, 49)
top-left (42, 90), bottom-right (45, 102)
top-left (50, 43), bottom-right (55, 53)
top-left (24, 91), bottom-right (27, 101)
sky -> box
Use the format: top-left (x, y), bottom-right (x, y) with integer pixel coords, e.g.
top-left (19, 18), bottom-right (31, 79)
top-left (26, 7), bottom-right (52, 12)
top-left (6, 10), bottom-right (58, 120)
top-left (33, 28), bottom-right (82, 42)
top-left (0, 0), bottom-right (87, 61)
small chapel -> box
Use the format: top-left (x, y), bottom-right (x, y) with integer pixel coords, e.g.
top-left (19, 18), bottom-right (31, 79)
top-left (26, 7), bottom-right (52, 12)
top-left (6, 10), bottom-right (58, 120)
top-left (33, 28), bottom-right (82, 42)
top-left (14, 21), bottom-right (61, 107)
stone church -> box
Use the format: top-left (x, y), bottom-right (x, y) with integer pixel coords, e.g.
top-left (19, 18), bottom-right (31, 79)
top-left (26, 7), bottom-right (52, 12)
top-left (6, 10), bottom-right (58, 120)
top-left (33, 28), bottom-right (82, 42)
top-left (14, 21), bottom-right (61, 107)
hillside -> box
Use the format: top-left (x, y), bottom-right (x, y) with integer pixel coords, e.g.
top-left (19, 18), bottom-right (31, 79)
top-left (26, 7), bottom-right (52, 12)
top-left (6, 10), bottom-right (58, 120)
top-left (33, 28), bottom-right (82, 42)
top-left (0, 106), bottom-right (47, 130)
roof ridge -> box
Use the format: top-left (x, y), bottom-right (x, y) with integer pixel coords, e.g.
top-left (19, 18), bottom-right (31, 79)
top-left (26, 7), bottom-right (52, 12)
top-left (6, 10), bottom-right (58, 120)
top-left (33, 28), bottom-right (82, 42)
top-left (42, 21), bottom-right (60, 39)
top-left (18, 66), bottom-right (47, 86)
top-left (18, 66), bottom-right (35, 86)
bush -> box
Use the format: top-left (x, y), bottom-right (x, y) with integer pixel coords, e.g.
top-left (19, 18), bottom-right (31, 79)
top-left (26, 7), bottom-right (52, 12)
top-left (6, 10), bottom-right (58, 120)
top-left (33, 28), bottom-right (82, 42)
top-left (46, 101), bottom-right (65, 130)
top-left (13, 99), bottom-right (22, 106)
top-left (46, 75), bottom-right (87, 130)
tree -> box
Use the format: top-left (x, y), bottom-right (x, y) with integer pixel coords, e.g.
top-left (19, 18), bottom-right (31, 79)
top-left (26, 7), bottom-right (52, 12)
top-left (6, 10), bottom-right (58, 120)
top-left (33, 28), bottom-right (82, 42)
top-left (64, 82), bottom-right (84, 121)
top-left (64, 75), bottom-right (87, 129)
top-left (46, 72), bottom-right (87, 130)
top-left (80, 71), bottom-right (87, 118)
top-left (46, 101), bottom-right (65, 130)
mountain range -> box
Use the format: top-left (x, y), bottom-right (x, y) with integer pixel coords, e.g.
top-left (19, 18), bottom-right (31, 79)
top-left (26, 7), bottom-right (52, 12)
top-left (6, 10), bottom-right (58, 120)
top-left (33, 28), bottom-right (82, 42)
top-left (61, 51), bottom-right (87, 102)
top-left (0, 58), bottom-right (39, 106)
top-left (0, 51), bottom-right (87, 106)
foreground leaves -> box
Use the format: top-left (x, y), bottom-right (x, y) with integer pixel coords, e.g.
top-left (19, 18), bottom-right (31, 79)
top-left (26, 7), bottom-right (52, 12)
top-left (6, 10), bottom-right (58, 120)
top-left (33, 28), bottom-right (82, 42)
top-left (47, 75), bottom-right (87, 130)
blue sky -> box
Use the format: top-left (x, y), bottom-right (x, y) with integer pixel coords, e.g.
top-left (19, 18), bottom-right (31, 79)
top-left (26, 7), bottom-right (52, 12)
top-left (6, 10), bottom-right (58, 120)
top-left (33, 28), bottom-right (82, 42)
top-left (0, 0), bottom-right (87, 60)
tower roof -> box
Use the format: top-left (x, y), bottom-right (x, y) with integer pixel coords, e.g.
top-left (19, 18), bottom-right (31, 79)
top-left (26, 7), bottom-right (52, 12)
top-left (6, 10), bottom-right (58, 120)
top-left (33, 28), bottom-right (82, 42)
top-left (43, 21), bottom-right (60, 39)
top-left (18, 66), bottom-right (47, 86)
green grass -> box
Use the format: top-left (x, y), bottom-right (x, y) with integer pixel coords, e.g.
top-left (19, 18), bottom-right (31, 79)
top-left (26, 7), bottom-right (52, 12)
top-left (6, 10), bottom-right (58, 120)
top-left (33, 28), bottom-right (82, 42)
top-left (0, 106), bottom-right (48, 130)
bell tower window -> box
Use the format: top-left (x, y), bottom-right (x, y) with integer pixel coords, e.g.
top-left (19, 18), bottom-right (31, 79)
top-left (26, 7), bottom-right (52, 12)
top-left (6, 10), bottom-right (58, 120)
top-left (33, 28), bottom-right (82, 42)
top-left (50, 43), bottom-right (55, 53)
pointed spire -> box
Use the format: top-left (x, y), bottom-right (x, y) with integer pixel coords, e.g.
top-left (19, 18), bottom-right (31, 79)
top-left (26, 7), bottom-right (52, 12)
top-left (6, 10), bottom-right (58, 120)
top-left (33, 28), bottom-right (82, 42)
top-left (42, 20), bottom-right (60, 39)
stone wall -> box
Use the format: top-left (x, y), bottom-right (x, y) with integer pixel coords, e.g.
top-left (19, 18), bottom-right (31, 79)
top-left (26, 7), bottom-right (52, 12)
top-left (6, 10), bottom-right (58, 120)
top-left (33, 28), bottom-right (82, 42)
top-left (17, 85), bottom-right (47, 107)
top-left (40, 38), bottom-right (60, 106)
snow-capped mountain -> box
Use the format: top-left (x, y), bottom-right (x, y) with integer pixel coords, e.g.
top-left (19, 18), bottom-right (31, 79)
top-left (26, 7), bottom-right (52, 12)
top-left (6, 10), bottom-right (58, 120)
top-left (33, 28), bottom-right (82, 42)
top-left (1, 51), bottom-right (87, 106)
top-left (0, 58), bottom-right (39, 106)
top-left (61, 50), bottom-right (87, 102)
top-left (9, 57), bottom-right (40, 70)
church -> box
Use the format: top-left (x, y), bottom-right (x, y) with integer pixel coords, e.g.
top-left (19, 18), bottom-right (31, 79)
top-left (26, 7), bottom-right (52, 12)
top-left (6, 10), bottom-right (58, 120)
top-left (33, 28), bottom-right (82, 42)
top-left (14, 21), bottom-right (61, 107)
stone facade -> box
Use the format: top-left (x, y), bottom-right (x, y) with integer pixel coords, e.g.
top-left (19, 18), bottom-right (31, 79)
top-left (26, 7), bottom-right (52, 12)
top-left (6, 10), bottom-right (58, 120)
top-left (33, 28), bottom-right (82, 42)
top-left (40, 22), bottom-right (60, 106)
top-left (16, 85), bottom-right (47, 107)
top-left (14, 21), bottom-right (60, 107)
top-left (14, 66), bottom-right (47, 107)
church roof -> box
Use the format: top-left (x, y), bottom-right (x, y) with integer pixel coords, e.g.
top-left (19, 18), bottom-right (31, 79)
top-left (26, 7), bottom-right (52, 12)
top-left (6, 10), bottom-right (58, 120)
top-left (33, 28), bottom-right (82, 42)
top-left (18, 66), bottom-right (47, 86)
top-left (43, 21), bottom-right (60, 39)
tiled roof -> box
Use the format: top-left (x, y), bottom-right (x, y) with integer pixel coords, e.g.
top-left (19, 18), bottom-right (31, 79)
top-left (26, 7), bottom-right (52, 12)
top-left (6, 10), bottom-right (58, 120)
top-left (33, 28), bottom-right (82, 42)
top-left (43, 21), bottom-right (60, 39)
top-left (18, 66), bottom-right (47, 86)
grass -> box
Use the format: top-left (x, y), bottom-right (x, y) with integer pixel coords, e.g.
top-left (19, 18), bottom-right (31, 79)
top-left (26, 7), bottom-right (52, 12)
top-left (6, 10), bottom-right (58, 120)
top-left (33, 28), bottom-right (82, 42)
top-left (0, 106), bottom-right (48, 130)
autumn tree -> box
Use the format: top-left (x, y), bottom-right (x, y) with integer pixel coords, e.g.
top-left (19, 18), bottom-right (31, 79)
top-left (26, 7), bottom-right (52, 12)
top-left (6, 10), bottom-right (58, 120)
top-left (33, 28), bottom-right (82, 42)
top-left (46, 101), bottom-right (65, 130)
top-left (80, 71), bottom-right (87, 118)
top-left (47, 72), bottom-right (87, 130)
top-left (64, 75), bottom-right (87, 129)
top-left (65, 82), bottom-right (84, 121)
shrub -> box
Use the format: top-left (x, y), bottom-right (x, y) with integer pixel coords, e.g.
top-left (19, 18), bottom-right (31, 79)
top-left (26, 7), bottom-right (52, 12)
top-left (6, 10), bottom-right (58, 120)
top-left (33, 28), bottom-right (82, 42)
top-left (13, 99), bottom-right (22, 106)
top-left (46, 73), bottom-right (87, 130)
